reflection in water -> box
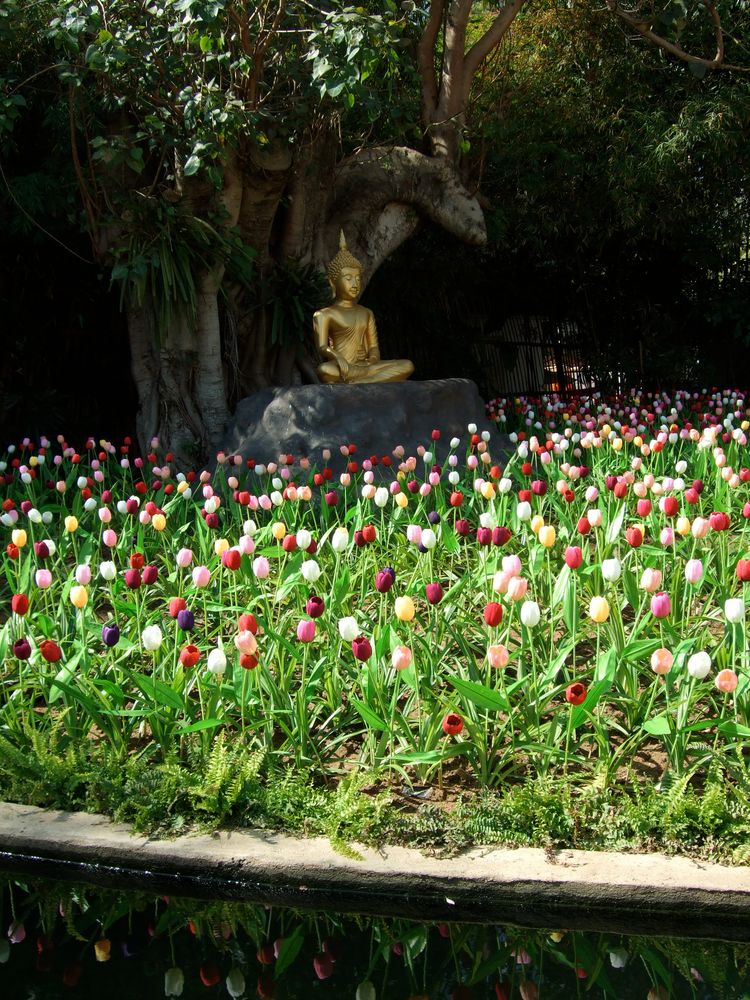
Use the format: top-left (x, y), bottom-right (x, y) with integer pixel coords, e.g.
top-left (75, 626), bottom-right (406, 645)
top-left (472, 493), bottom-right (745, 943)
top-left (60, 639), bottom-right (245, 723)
top-left (0, 878), bottom-right (747, 998)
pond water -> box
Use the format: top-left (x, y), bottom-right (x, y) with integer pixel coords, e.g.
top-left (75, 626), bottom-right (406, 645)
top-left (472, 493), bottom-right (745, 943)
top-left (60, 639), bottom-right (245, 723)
top-left (0, 876), bottom-right (747, 999)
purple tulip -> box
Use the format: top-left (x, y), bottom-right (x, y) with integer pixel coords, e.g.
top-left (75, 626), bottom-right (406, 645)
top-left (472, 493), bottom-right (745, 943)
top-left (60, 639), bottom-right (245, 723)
top-left (425, 582), bottom-right (444, 605)
top-left (102, 623), bottom-right (120, 647)
top-left (176, 609), bottom-right (195, 632)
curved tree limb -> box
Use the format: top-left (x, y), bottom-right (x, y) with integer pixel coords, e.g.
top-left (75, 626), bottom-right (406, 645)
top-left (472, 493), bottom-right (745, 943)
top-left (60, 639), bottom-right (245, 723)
top-left (318, 145), bottom-right (486, 285)
top-left (607, 0), bottom-right (748, 72)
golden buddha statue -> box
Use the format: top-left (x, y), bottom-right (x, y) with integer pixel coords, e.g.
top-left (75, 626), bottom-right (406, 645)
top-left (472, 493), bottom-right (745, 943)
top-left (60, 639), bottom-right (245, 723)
top-left (313, 233), bottom-right (414, 384)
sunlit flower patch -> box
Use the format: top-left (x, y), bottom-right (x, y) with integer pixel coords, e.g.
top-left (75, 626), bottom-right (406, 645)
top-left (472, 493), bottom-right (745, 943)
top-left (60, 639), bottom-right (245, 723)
top-left (1, 400), bottom-right (750, 798)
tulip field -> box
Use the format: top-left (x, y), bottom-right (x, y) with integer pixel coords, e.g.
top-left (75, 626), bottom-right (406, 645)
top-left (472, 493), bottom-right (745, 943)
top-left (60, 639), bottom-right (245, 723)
top-left (2, 388), bottom-right (750, 854)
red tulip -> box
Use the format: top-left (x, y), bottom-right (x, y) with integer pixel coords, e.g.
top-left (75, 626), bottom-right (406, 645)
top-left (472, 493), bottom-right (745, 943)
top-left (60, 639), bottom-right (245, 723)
top-left (736, 560), bottom-right (750, 583)
top-left (238, 613), bottom-right (258, 634)
top-left (199, 961), bottom-right (221, 986)
top-left (564, 546), bottom-right (582, 570)
top-left (168, 597), bottom-right (187, 618)
top-left (11, 593), bottom-right (29, 616)
top-left (425, 582), bottom-right (444, 604)
top-left (483, 602), bottom-right (503, 627)
top-left (179, 644), bottom-right (200, 668)
top-left (565, 682), bottom-right (587, 705)
top-left (124, 568), bottom-right (142, 589)
top-left (626, 527), bottom-right (643, 548)
top-left (442, 712), bottom-right (464, 736)
top-left (130, 552), bottom-right (145, 569)
top-left (39, 639), bottom-right (62, 663)
top-left (576, 516), bottom-right (591, 535)
top-left (220, 548), bottom-right (240, 571)
top-left (351, 636), bottom-right (372, 661)
top-left (313, 952), bottom-right (334, 980)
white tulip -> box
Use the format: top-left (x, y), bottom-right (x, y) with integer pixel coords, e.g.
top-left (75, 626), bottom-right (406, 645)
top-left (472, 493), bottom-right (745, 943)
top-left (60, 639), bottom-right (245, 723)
top-left (99, 561), bottom-right (117, 581)
top-left (164, 967), bottom-right (184, 997)
top-left (226, 968), bottom-right (246, 998)
top-left (374, 487), bottom-right (389, 508)
top-left (520, 601), bottom-right (541, 628)
top-left (331, 527), bottom-right (349, 553)
top-left (338, 616), bottom-right (359, 642)
top-left (300, 559), bottom-right (321, 584)
top-left (207, 646), bottom-right (227, 674)
top-left (601, 558), bottom-right (621, 582)
top-left (141, 625), bottom-right (163, 652)
top-left (356, 981), bottom-right (377, 1000)
top-left (421, 528), bottom-right (436, 550)
top-left (296, 528), bottom-right (312, 550)
top-left (243, 518), bottom-right (257, 536)
top-left (725, 598), bottom-right (745, 624)
top-left (609, 947), bottom-right (628, 969)
top-left (687, 651), bottom-right (711, 679)
top-left (516, 501), bottom-right (532, 521)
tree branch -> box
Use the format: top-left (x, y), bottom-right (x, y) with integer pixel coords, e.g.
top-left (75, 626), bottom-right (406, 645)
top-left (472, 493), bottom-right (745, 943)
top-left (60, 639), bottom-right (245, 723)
top-left (417, 0), bottom-right (444, 126)
top-left (461, 0), bottom-right (526, 103)
top-left (607, 0), bottom-right (748, 72)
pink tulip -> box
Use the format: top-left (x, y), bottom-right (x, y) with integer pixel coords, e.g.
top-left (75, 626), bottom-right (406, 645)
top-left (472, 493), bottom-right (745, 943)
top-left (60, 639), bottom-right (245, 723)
top-left (102, 528), bottom-right (118, 548)
top-left (238, 535), bottom-right (255, 555)
top-left (650, 647), bottom-right (673, 675)
top-left (640, 568), bottom-right (662, 593)
top-left (297, 619), bottom-right (316, 643)
top-left (234, 630), bottom-right (258, 656)
top-left (487, 644), bottom-right (510, 668)
top-left (176, 547), bottom-right (194, 568)
top-left (650, 592), bottom-right (671, 618)
top-left (98, 506), bottom-right (112, 523)
top-left (715, 669), bottom-right (738, 693)
top-left (660, 526), bottom-right (674, 546)
top-left (253, 556), bottom-right (270, 579)
top-left (75, 564), bottom-right (92, 585)
top-left (391, 646), bottom-right (413, 671)
top-left (691, 517), bottom-right (710, 539)
top-left (192, 565), bottom-right (211, 588)
top-left (406, 524), bottom-right (422, 545)
top-left (502, 554), bottom-right (522, 576)
top-left (35, 569), bottom-right (52, 589)
top-left (684, 559), bottom-right (703, 584)
top-left (507, 576), bottom-right (528, 601)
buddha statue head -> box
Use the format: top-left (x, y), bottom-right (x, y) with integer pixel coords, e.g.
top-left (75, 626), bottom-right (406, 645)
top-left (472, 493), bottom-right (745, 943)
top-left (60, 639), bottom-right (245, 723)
top-left (327, 231), bottom-right (362, 303)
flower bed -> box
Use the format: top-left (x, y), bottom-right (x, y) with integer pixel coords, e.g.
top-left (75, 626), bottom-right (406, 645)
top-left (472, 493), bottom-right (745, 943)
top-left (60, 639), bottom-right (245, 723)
top-left (1, 390), bottom-right (750, 854)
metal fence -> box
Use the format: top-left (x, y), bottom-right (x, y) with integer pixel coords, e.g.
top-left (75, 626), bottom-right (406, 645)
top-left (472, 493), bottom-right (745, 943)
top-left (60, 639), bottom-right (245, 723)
top-left (472, 315), bottom-right (597, 398)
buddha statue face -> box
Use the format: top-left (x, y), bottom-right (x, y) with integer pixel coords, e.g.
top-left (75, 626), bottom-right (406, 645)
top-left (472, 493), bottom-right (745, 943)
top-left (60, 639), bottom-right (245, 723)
top-left (332, 265), bottom-right (361, 303)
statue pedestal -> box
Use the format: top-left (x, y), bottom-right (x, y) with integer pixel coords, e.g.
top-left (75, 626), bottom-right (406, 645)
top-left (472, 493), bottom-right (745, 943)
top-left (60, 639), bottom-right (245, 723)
top-left (221, 379), bottom-right (499, 467)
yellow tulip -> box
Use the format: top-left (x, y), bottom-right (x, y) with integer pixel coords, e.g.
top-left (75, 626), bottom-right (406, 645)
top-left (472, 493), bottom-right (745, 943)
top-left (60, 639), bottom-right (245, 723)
top-left (64, 515), bottom-right (78, 533)
top-left (94, 938), bottom-right (111, 962)
top-left (214, 537), bottom-right (230, 555)
top-left (538, 525), bottom-right (556, 548)
top-left (70, 585), bottom-right (88, 609)
top-left (152, 513), bottom-right (166, 531)
top-left (394, 595), bottom-right (415, 622)
top-left (612, 437), bottom-right (623, 452)
top-left (395, 492), bottom-right (408, 509)
top-left (271, 522), bottom-right (286, 541)
top-left (481, 481), bottom-right (495, 500)
top-left (676, 516), bottom-right (691, 537)
top-left (11, 528), bottom-right (27, 548)
top-left (177, 480), bottom-right (189, 494)
top-left (530, 514), bottom-right (544, 535)
top-left (589, 595), bottom-right (610, 623)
